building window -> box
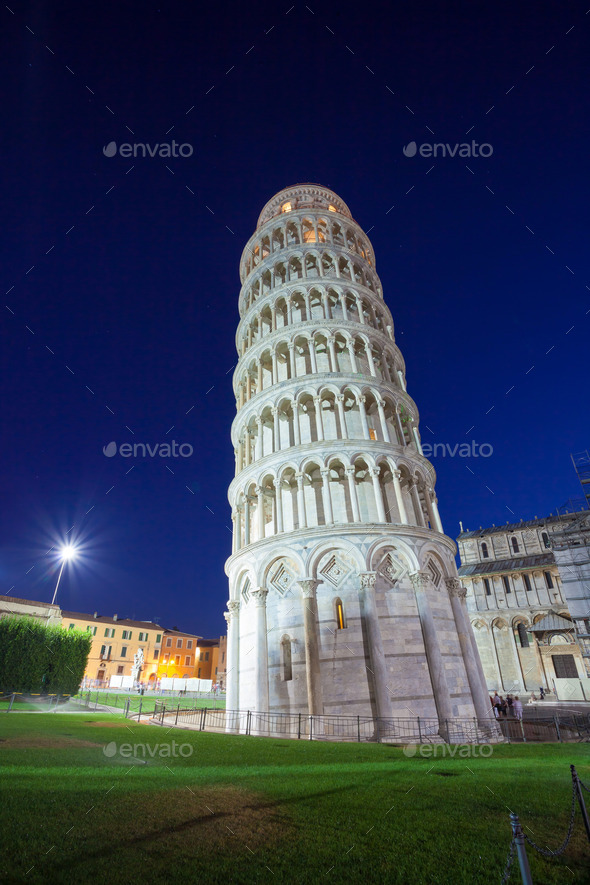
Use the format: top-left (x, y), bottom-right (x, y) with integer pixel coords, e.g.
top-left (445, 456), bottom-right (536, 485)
top-left (517, 623), bottom-right (530, 648)
top-left (523, 574), bottom-right (532, 593)
top-left (544, 571), bottom-right (554, 589)
top-left (335, 598), bottom-right (346, 629)
top-left (481, 542), bottom-right (489, 559)
top-left (552, 654), bottom-right (578, 678)
top-left (86, 626), bottom-right (97, 636)
top-left (121, 646), bottom-right (127, 657)
top-left (221, 652), bottom-right (225, 663)
top-left (215, 667), bottom-right (218, 675)
top-left (502, 575), bottom-right (511, 594)
top-left (281, 635), bottom-right (293, 681)
top-left (187, 640), bottom-right (192, 649)
top-left (156, 634), bottom-right (162, 643)
top-left (122, 630), bottom-right (132, 640)
top-left (281, 201), bottom-right (292, 213)
top-left (69, 623), bottom-right (75, 630)
top-left (154, 650), bottom-right (159, 659)
top-left (166, 637), bottom-right (172, 647)
top-left (185, 656), bottom-right (191, 666)
top-left (511, 537), bottom-right (520, 553)
top-left (200, 652), bottom-right (204, 662)
top-left (205, 651), bottom-right (209, 662)
top-left (177, 639), bottom-right (183, 648)
top-left (542, 532), bottom-right (550, 549)
top-left (198, 668), bottom-right (201, 677)
top-left (117, 665), bottom-right (124, 675)
top-left (484, 578), bottom-right (491, 596)
top-left (175, 655), bottom-right (180, 665)
top-left (104, 627), bottom-right (115, 638)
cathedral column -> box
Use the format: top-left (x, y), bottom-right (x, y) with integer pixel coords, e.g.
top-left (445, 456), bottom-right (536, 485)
top-left (255, 417), bottom-right (263, 460)
top-left (272, 407), bottom-right (280, 453)
top-left (430, 493), bottom-right (444, 533)
top-left (320, 469), bottom-right (334, 524)
top-left (395, 409), bottom-right (406, 446)
top-left (270, 306), bottom-right (277, 332)
top-left (376, 400), bottom-right (391, 443)
top-left (297, 579), bottom-right (324, 716)
top-left (336, 394), bottom-right (348, 439)
top-left (257, 358), bottom-right (263, 391)
top-left (356, 297), bottom-right (365, 323)
top-left (410, 482), bottom-right (426, 527)
top-left (256, 486), bottom-right (265, 539)
top-left (365, 342), bottom-right (377, 377)
top-left (357, 396), bottom-right (370, 440)
top-left (244, 497), bottom-right (250, 546)
top-left (410, 571), bottom-right (454, 737)
top-left (309, 338), bottom-right (318, 374)
top-left (327, 335), bottom-right (337, 372)
top-left (359, 573), bottom-right (392, 724)
top-left (271, 349), bottom-right (278, 384)
top-left (251, 589), bottom-right (269, 719)
top-left (296, 473), bottom-right (307, 528)
top-left (288, 343), bottom-right (296, 379)
top-left (397, 369), bottom-right (406, 391)
top-left (412, 425), bottom-right (423, 455)
top-left (445, 579), bottom-right (493, 722)
top-left (370, 467), bottom-right (387, 522)
top-left (313, 396), bottom-right (325, 441)
top-left (274, 479), bottom-right (283, 534)
top-left (340, 293), bottom-right (348, 320)
top-left (347, 341), bottom-right (358, 373)
top-left (292, 400), bottom-right (301, 445)
top-left (224, 601), bottom-right (240, 730)
top-left (345, 466), bottom-right (361, 522)
top-left (392, 469), bottom-right (409, 525)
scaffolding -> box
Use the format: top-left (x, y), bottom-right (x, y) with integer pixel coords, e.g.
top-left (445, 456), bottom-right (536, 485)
top-left (571, 450), bottom-right (590, 510)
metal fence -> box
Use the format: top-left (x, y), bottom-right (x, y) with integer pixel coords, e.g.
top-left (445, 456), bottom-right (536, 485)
top-left (149, 703), bottom-right (507, 744)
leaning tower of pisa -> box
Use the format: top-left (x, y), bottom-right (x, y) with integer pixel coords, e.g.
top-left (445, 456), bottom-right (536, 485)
top-left (224, 183), bottom-right (491, 729)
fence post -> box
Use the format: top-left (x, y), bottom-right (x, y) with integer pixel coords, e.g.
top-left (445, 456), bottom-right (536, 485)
top-left (510, 813), bottom-right (533, 885)
top-left (124, 699), bottom-right (130, 718)
top-left (473, 717), bottom-right (479, 745)
top-left (246, 710), bottom-right (251, 736)
top-left (357, 715), bottom-right (361, 743)
top-left (8, 693), bottom-right (15, 712)
top-left (309, 715), bottom-right (313, 741)
top-left (297, 713), bottom-right (301, 740)
top-left (138, 699), bottom-right (142, 722)
top-left (554, 715), bottom-right (562, 742)
top-left (175, 704), bottom-right (180, 726)
top-left (200, 707), bottom-right (207, 731)
top-left (417, 716), bottom-right (422, 743)
top-left (571, 765), bottom-right (590, 844)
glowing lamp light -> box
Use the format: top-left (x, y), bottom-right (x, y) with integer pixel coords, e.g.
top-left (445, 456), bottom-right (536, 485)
top-left (51, 543), bottom-right (79, 605)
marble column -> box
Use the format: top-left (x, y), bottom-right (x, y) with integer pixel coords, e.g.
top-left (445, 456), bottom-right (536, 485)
top-left (370, 467), bottom-right (387, 522)
top-left (376, 400), bottom-right (391, 443)
top-left (296, 472), bottom-right (307, 528)
top-left (335, 394), bottom-right (348, 439)
top-left (273, 479), bottom-right (283, 534)
top-left (224, 601), bottom-right (240, 731)
top-left (251, 589), bottom-right (269, 724)
top-left (392, 469), bottom-right (409, 525)
top-left (410, 571), bottom-right (454, 737)
top-left (430, 494), bottom-right (444, 534)
top-left (272, 407), bottom-right (280, 453)
top-left (358, 396), bottom-right (370, 439)
top-left (313, 396), bottom-right (324, 441)
top-left (359, 572), bottom-right (392, 724)
top-left (255, 417), bottom-right (263, 460)
top-left (256, 486), bottom-right (265, 540)
top-left (345, 466), bottom-right (361, 522)
top-left (320, 468), bottom-right (334, 524)
top-left (445, 579), bottom-right (493, 722)
top-left (297, 579), bottom-right (324, 716)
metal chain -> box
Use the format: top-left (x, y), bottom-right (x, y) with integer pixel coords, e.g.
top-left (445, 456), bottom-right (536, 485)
top-left (578, 776), bottom-right (590, 794)
top-left (500, 838), bottom-right (516, 884)
top-left (522, 778), bottom-right (577, 858)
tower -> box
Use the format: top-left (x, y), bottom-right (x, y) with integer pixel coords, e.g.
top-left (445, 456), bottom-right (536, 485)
top-left (224, 184), bottom-right (491, 730)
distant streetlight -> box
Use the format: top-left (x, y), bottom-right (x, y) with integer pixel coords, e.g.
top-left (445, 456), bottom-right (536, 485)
top-left (51, 544), bottom-right (77, 605)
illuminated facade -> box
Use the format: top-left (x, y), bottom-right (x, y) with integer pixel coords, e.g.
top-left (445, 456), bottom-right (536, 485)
top-left (224, 184), bottom-right (490, 726)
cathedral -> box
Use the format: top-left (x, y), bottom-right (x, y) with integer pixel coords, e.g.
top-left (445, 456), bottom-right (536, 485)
top-left (224, 184), bottom-right (490, 730)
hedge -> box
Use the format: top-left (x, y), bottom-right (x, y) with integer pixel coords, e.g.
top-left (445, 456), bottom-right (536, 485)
top-left (0, 616), bottom-right (92, 695)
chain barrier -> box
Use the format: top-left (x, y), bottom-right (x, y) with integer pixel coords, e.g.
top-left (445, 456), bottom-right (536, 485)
top-left (500, 837), bottom-right (516, 884)
top-left (578, 776), bottom-right (590, 794)
top-left (522, 777), bottom-right (577, 858)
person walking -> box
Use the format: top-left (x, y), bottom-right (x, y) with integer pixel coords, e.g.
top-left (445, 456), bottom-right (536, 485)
top-left (506, 694), bottom-right (514, 717)
top-left (492, 691), bottom-right (502, 719)
top-left (512, 696), bottom-right (523, 720)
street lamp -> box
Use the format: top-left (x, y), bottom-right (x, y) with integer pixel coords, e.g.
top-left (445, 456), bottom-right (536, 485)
top-left (51, 544), bottom-right (77, 605)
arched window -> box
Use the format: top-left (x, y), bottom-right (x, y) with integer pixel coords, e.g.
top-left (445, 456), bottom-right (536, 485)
top-left (481, 542), bottom-right (489, 559)
top-left (511, 537), bottom-right (520, 553)
top-left (517, 623), bottom-right (530, 648)
top-left (523, 574), bottom-right (532, 593)
top-left (335, 598), bottom-right (346, 629)
top-left (281, 635), bottom-right (292, 681)
top-left (483, 578), bottom-right (491, 596)
top-left (544, 571), bottom-right (554, 589)
top-left (542, 532), bottom-right (550, 549)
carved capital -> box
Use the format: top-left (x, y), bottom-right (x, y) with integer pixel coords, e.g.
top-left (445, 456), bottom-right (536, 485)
top-left (223, 611), bottom-right (231, 626)
top-left (227, 600), bottom-right (241, 616)
top-left (297, 579), bottom-right (320, 599)
top-left (335, 394), bottom-right (345, 403)
top-left (255, 416), bottom-right (263, 425)
top-left (251, 588), bottom-right (268, 607)
top-left (320, 468), bottom-right (331, 479)
top-left (345, 466), bottom-right (356, 478)
top-left (313, 395), bottom-right (322, 406)
top-left (369, 467), bottom-right (381, 479)
top-left (359, 572), bottom-right (377, 590)
top-left (409, 571), bottom-right (430, 592)
top-left (273, 478), bottom-right (282, 490)
top-left (445, 577), bottom-right (466, 598)
top-left (271, 406), bottom-right (278, 416)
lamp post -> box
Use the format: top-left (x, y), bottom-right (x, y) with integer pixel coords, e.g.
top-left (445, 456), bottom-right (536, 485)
top-left (51, 545), bottom-right (77, 605)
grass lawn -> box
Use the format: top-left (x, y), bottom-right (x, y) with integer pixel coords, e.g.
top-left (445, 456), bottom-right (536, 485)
top-left (1, 713), bottom-right (589, 884)
top-left (74, 692), bottom-right (225, 714)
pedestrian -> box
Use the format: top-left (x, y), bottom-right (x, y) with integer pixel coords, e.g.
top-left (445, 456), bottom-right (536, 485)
top-left (506, 694), bottom-right (514, 717)
top-left (539, 686), bottom-right (545, 700)
top-left (492, 692), bottom-right (502, 719)
top-left (512, 696), bottom-right (523, 720)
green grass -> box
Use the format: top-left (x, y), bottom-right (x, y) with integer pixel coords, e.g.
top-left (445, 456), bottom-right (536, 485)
top-left (75, 691), bottom-right (225, 713)
top-left (1, 713), bottom-right (589, 884)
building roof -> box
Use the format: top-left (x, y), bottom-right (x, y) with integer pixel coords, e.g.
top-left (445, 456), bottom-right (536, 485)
top-left (0, 594), bottom-right (60, 611)
top-left (529, 613), bottom-right (574, 632)
top-left (457, 553), bottom-right (555, 577)
top-left (457, 512), bottom-right (587, 539)
top-left (62, 611), bottom-right (164, 630)
top-left (159, 628), bottom-right (203, 640)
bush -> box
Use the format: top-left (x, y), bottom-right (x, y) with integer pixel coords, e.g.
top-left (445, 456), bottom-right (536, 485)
top-left (0, 617), bottom-right (91, 695)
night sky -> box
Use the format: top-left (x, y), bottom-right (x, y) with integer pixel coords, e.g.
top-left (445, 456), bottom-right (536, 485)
top-left (2, 1), bottom-right (589, 637)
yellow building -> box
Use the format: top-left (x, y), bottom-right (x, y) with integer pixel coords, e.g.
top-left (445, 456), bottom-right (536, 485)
top-left (62, 611), bottom-right (164, 688)
top-left (194, 636), bottom-right (227, 688)
top-left (156, 629), bottom-right (202, 680)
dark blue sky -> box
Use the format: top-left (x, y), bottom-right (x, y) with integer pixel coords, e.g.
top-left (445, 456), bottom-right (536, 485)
top-left (1, 1), bottom-right (588, 636)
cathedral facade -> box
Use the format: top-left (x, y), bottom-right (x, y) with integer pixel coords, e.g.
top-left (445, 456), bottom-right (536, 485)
top-left (224, 184), bottom-right (490, 728)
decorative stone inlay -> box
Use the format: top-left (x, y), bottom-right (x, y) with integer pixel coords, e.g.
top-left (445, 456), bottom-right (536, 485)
top-left (445, 577), bottom-right (467, 599)
top-left (376, 552), bottom-right (406, 587)
top-left (269, 562), bottom-right (295, 596)
top-left (241, 580), bottom-right (251, 604)
top-left (427, 559), bottom-right (442, 589)
top-left (409, 571), bottom-right (430, 592)
top-left (319, 553), bottom-right (351, 588)
top-left (251, 587), bottom-right (269, 607)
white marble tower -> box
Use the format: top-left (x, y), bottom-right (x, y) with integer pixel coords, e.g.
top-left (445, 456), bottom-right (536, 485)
top-left (224, 184), bottom-right (490, 728)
